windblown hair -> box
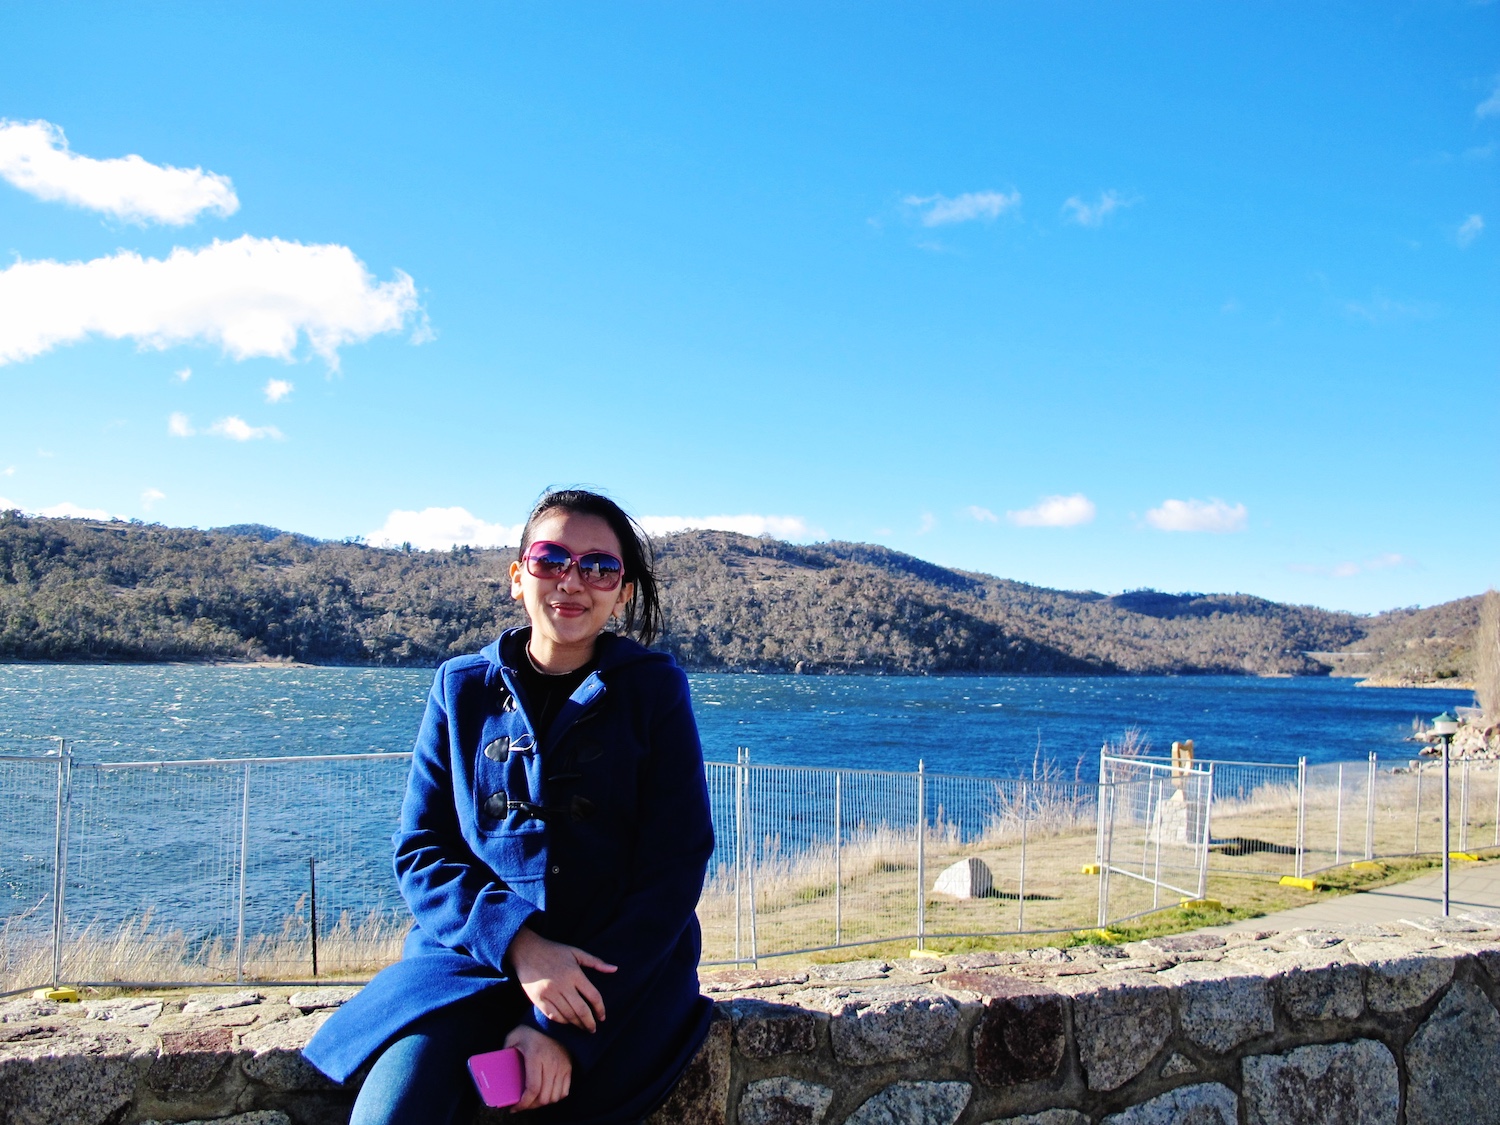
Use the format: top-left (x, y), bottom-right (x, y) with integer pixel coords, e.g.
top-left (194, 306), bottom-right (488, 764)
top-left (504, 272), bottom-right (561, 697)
top-left (519, 489), bottom-right (664, 647)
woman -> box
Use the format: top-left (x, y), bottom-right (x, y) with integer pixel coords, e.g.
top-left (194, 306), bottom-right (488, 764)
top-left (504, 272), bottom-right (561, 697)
top-left (305, 490), bottom-right (715, 1124)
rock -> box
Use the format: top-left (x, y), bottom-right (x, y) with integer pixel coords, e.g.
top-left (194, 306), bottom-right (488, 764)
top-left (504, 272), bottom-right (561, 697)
top-left (182, 989), bottom-right (263, 1014)
top-left (979, 1113), bottom-right (1089, 1125)
top-left (1100, 1083), bottom-right (1238, 1125)
top-left (732, 998), bottom-right (821, 1058)
top-left (810, 959), bottom-right (891, 982)
top-left (240, 1011), bottom-right (336, 1091)
top-left (82, 997), bottom-right (163, 1026)
top-left (1160, 1051), bottom-right (1198, 1077)
top-left (139, 1114), bottom-right (291, 1125)
top-left (700, 969), bottom-right (809, 994)
top-left (1275, 954), bottom-right (1364, 1022)
top-left (1405, 981), bottom-right (1500, 1125)
top-left (647, 1009), bottom-right (730, 1125)
top-left (1070, 978), bottom-right (1173, 1091)
top-left (1241, 1038), bottom-right (1398, 1125)
top-left (934, 857), bottom-right (994, 898)
top-left (843, 1080), bottom-right (972, 1125)
top-left (146, 1026), bottom-right (235, 1094)
top-left (906, 956), bottom-right (947, 974)
top-left (1143, 934), bottom-right (1225, 954)
top-left (1294, 931), bottom-right (1344, 949)
top-left (0, 999), bottom-right (58, 1022)
top-left (287, 986), bottom-right (360, 1011)
top-left (0, 1032), bottom-right (141, 1125)
top-left (826, 987), bottom-right (959, 1066)
top-left (948, 951), bottom-right (1027, 969)
top-left (1349, 943), bottom-right (1454, 1011)
top-left (1401, 915), bottom-right (1488, 933)
top-left (1162, 963), bottom-right (1273, 1053)
top-left (737, 1077), bottom-right (834, 1125)
top-left (969, 979), bottom-right (1067, 1087)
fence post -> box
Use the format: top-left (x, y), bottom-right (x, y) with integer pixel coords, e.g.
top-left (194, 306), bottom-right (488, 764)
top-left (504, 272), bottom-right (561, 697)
top-left (1365, 752), bottom-right (1377, 860)
top-left (1097, 777), bottom-right (1116, 928)
top-left (1414, 766), bottom-right (1424, 855)
top-left (1460, 760), bottom-right (1470, 854)
top-left (734, 748), bottom-right (744, 964)
top-left (1017, 780), bottom-right (1028, 934)
top-left (50, 741), bottom-right (72, 988)
top-left (745, 750), bottom-right (758, 968)
top-left (1334, 763), bottom-right (1344, 867)
top-left (1295, 757), bottom-right (1307, 879)
top-left (236, 761), bottom-right (251, 984)
top-left (915, 759), bottom-right (926, 952)
top-left (1197, 763), bottom-right (1214, 901)
top-left (833, 771), bottom-right (842, 948)
top-left (1095, 745), bottom-right (1107, 865)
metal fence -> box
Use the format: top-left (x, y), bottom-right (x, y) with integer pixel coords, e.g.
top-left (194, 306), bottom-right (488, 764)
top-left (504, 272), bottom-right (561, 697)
top-left (4, 744), bottom-right (1498, 993)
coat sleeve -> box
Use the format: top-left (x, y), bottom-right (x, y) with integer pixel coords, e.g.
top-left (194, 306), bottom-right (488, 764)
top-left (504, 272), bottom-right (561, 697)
top-left (522, 667), bottom-right (713, 1072)
top-left (392, 666), bottom-right (537, 972)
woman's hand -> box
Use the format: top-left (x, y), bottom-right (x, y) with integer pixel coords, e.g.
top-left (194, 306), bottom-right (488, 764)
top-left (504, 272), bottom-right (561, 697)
top-left (504, 1024), bottom-right (572, 1110)
top-left (507, 924), bottom-right (618, 1033)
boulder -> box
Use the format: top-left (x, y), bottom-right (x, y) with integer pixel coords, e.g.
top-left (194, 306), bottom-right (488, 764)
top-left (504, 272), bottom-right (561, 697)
top-left (933, 857), bottom-right (994, 899)
top-left (1241, 1039), bottom-right (1398, 1125)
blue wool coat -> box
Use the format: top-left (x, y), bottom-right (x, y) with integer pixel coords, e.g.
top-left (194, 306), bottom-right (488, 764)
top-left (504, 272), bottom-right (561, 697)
top-left (303, 628), bottom-right (716, 1124)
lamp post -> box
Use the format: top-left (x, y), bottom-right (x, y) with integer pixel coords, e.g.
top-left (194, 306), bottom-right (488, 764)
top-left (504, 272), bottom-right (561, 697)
top-left (1432, 711), bottom-right (1460, 916)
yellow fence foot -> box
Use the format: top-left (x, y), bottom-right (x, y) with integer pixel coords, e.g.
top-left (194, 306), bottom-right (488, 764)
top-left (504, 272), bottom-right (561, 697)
top-left (33, 986), bottom-right (79, 1002)
top-left (1350, 861), bottom-right (1384, 872)
top-left (1280, 876), bottom-right (1318, 891)
top-left (1450, 852), bottom-right (1481, 862)
top-left (1080, 864), bottom-right (1101, 875)
top-left (1179, 898), bottom-right (1223, 910)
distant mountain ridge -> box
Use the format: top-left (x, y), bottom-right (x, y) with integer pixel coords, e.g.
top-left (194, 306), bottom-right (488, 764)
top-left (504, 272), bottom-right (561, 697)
top-left (0, 512), bottom-right (1478, 681)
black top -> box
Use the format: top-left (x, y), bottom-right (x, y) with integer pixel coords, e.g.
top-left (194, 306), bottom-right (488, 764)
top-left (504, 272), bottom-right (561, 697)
top-left (515, 648), bottom-right (596, 741)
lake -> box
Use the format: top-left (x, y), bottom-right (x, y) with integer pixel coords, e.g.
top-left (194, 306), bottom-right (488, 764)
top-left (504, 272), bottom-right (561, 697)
top-left (0, 663), bottom-right (1473, 774)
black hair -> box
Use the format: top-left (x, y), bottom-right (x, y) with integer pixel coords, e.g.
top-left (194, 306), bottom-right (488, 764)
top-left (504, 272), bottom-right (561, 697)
top-left (518, 489), bottom-right (664, 647)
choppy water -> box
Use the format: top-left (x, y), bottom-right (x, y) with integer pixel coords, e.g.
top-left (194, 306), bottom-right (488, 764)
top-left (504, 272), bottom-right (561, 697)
top-left (0, 662), bottom-right (1473, 773)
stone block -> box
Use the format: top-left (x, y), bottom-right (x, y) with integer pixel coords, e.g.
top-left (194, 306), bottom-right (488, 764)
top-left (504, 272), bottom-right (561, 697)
top-left (140, 1114), bottom-right (291, 1125)
top-left (0, 999), bottom-right (58, 1022)
top-left (147, 1025), bottom-right (235, 1093)
top-left (1159, 1052), bottom-right (1197, 1077)
top-left (979, 1112), bottom-right (1089, 1125)
top-left (1143, 934), bottom-right (1225, 954)
top-left (732, 997), bottom-right (821, 1058)
top-left (1162, 963), bottom-right (1273, 1053)
top-left (287, 987), bottom-right (360, 1011)
top-left (240, 1011), bottom-right (335, 1091)
top-left (1405, 981), bottom-right (1500, 1125)
top-left (738, 1077), bottom-right (834, 1125)
top-left (1241, 1039), bottom-right (1397, 1125)
top-left (700, 969), bottom-right (809, 994)
top-left (1274, 954), bottom-right (1364, 1022)
top-left (1070, 978), bottom-right (1172, 1091)
top-left (181, 989), bottom-right (264, 1014)
top-left (934, 856), bottom-right (994, 898)
top-left (0, 1031), bottom-right (142, 1125)
top-left (811, 960), bottom-right (892, 983)
top-left (83, 997), bottom-right (164, 1026)
top-left (969, 979), bottom-right (1066, 1088)
top-left (646, 1009), bottom-right (730, 1125)
top-left (825, 987), bottom-right (959, 1067)
top-left (948, 951), bottom-right (1028, 969)
top-left (1100, 1083), bottom-right (1237, 1125)
top-left (1349, 943), bottom-right (1454, 1011)
top-left (843, 1080), bottom-right (971, 1125)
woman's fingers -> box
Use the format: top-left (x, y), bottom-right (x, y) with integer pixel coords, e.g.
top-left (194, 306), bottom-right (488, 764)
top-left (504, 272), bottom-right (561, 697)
top-left (576, 974), bottom-right (607, 1026)
top-left (573, 948), bottom-right (618, 973)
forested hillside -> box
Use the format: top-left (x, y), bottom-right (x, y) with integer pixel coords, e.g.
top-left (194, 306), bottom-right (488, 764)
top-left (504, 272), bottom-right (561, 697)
top-left (0, 512), bottom-right (1473, 678)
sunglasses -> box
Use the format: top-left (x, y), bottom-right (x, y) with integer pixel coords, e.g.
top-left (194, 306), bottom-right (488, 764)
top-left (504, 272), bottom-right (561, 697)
top-left (523, 541), bottom-right (625, 591)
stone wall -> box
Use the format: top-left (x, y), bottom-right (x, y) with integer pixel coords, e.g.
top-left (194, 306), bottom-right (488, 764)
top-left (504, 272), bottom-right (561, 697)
top-left (4, 912), bottom-right (1500, 1125)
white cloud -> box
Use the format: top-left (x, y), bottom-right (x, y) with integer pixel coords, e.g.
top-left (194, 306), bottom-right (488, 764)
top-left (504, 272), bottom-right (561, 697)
top-left (140, 488), bottom-right (165, 509)
top-left (369, 506), bottom-right (522, 551)
top-left (964, 505), bottom-right (1000, 523)
top-left (1007, 493), bottom-right (1097, 528)
top-left (1145, 498), bottom-right (1248, 533)
top-left (1062, 190), bottom-right (1134, 227)
top-left (2, 466), bottom-right (13, 476)
top-left (264, 377), bottom-right (293, 403)
top-left (0, 119), bottom-right (238, 225)
top-left (0, 235), bottom-right (421, 369)
top-left (168, 412), bottom-right (194, 437)
top-left (1458, 213), bottom-right (1484, 247)
top-left (174, 366), bottom-right (192, 382)
top-left (904, 190), bottom-right (1021, 227)
top-left (917, 512), bottom-right (938, 535)
top-left (0, 497), bottom-right (116, 519)
top-left (1477, 79), bottom-right (1500, 119)
top-left (208, 416), bottom-right (282, 442)
top-left (639, 514), bottom-right (814, 540)
top-left (1291, 553), bottom-right (1412, 579)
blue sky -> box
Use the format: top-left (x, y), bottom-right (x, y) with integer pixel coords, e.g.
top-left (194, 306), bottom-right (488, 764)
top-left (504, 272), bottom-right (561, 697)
top-left (0, 3), bottom-right (1494, 614)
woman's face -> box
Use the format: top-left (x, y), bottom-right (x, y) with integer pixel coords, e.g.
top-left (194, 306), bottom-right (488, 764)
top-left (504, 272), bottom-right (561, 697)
top-left (510, 510), bottom-right (634, 659)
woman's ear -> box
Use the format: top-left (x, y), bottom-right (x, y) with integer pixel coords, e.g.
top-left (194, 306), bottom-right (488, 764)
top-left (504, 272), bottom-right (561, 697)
top-left (509, 560), bottom-right (525, 602)
top-left (612, 581), bottom-right (635, 618)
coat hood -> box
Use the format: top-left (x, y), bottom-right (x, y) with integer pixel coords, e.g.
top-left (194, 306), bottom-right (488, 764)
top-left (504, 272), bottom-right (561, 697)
top-left (479, 626), bottom-right (667, 680)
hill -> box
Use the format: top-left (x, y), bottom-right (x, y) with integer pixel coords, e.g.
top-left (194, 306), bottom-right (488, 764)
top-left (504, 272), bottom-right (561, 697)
top-left (0, 512), bottom-right (1475, 679)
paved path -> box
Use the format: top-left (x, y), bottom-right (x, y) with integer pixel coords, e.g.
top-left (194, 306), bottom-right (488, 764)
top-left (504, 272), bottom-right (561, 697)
top-left (1211, 860), bottom-right (1500, 932)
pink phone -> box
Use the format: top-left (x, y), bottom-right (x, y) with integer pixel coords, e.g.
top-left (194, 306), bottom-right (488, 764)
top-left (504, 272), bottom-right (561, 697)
top-left (468, 1046), bottom-right (526, 1108)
